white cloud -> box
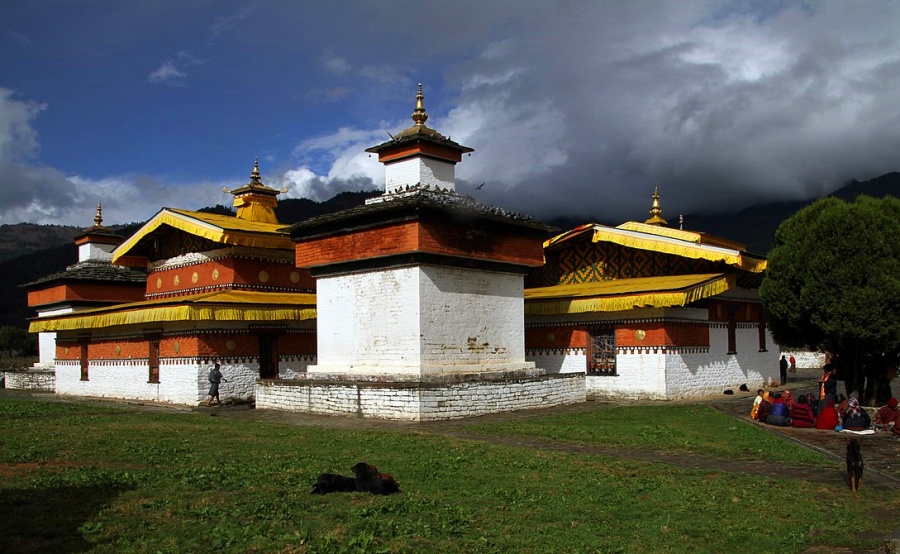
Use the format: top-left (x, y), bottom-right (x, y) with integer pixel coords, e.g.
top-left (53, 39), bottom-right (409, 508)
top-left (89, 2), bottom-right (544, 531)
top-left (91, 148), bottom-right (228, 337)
top-left (148, 51), bottom-right (205, 86)
top-left (208, 5), bottom-right (256, 43)
top-left (0, 88), bottom-right (45, 162)
top-left (321, 49), bottom-right (352, 75)
top-left (148, 60), bottom-right (187, 85)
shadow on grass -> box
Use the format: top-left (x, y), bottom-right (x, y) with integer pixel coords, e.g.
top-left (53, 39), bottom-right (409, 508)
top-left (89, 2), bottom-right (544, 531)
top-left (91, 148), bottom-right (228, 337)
top-left (0, 484), bottom-right (131, 553)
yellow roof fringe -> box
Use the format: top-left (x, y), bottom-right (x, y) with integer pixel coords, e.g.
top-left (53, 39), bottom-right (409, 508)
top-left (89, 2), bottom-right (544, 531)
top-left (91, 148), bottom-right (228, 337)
top-left (112, 209), bottom-right (292, 263)
top-left (524, 273), bottom-right (735, 315)
top-left (542, 223), bottom-right (766, 273)
top-left (28, 290), bottom-right (317, 332)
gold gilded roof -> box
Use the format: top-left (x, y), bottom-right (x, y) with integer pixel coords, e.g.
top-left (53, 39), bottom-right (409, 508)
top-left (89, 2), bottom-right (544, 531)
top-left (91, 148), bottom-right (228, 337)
top-left (112, 208), bottom-right (292, 263)
top-left (28, 290), bottom-right (317, 332)
top-left (525, 273), bottom-right (736, 315)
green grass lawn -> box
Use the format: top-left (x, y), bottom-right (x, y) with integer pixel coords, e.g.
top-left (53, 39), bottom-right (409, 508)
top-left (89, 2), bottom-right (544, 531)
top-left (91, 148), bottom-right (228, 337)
top-left (0, 398), bottom-right (897, 553)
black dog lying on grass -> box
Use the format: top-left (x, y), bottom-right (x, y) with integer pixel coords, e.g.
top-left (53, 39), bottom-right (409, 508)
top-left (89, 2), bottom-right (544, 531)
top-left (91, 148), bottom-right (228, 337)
top-left (351, 462), bottom-right (400, 495)
top-left (310, 462), bottom-right (400, 495)
top-left (846, 438), bottom-right (864, 492)
top-left (310, 472), bottom-right (356, 494)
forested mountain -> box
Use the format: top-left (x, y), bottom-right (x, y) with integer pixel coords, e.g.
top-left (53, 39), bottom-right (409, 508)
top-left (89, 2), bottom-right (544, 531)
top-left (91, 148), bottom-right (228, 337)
top-left (3, 174), bottom-right (900, 329)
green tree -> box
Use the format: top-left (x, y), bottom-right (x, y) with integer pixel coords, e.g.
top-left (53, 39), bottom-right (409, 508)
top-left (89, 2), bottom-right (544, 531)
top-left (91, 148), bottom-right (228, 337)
top-left (0, 325), bottom-right (36, 358)
top-left (760, 195), bottom-right (900, 404)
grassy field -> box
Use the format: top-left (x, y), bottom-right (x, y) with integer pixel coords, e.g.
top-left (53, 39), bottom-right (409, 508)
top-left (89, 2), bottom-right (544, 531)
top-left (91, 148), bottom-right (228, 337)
top-left (0, 397), bottom-right (897, 553)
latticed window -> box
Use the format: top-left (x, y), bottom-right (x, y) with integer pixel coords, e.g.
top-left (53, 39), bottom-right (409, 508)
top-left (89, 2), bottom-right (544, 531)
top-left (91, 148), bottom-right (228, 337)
top-left (588, 328), bottom-right (616, 376)
top-left (148, 339), bottom-right (160, 384)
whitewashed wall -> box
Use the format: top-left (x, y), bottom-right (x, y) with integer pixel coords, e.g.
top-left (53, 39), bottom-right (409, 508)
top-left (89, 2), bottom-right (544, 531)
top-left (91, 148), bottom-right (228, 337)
top-left (384, 157), bottom-right (455, 193)
top-left (527, 325), bottom-right (779, 400)
top-left (52, 357), bottom-right (315, 405)
top-left (312, 265), bottom-right (531, 376)
top-left (780, 350), bottom-right (826, 369)
top-left (527, 349), bottom-right (587, 374)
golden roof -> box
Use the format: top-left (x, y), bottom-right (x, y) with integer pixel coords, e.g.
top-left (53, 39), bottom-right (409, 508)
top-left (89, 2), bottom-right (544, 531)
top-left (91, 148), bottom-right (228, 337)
top-left (28, 290), bottom-right (317, 332)
top-left (112, 207), bottom-right (292, 263)
top-left (544, 223), bottom-right (766, 273)
top-left (525, 273), bottom-right (736, 315)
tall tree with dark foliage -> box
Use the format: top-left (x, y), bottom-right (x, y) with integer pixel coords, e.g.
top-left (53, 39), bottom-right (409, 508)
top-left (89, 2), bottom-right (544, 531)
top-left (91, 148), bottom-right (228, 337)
top-left (760, 195), bottom-right (900, 405)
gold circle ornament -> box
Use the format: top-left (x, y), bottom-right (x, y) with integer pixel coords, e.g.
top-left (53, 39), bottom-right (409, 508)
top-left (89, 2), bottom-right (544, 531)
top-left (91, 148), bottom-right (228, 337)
top-left (226, 339), bottom-right (237, 352)
top-left (173, 341), bottom-right (180, 354)
top-left (156, 277), bottom-right (162, 289)
top-left (191, 272), bottom-right (198, 284)
top-left (258, 270), bottom-right (269, 283)
top-left (115, 345), bottom-right (121, 356)
top-left (64, 347), bottom-right (69, 355)
top-left (173, 275), bottom-right (180, 286)
top-left (212, 268), bottom-right (219, 281)
top-left (290, 271), bottom-right (300, 283)
top-left (634, 330), bottom-right (646, 341)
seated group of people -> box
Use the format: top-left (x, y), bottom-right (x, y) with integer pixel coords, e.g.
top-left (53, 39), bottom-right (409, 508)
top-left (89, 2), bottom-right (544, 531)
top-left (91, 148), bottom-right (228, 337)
top-left (750, 389), bottom-right (899, 434)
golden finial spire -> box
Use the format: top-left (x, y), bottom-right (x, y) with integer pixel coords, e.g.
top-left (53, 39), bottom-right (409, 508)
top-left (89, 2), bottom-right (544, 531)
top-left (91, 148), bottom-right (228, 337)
top-left (411, 83), bottom-right (428, 126)
top-left (644, 186), bottom-right (668, 226)
top-left (250, 157), bottom-right (262, 185)
top-left (94, 202), bottom-right (103, 227)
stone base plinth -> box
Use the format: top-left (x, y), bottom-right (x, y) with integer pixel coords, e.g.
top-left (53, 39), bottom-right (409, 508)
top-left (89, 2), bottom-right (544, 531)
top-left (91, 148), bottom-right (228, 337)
top-left (4, 368), bottom-right (56, 392)
top-left (255, 369), bottom-right (585, 421)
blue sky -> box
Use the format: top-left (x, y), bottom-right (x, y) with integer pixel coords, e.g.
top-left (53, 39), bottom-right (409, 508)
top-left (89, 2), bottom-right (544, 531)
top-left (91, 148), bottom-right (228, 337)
top-left (2, 1), bottom-right (900, 227)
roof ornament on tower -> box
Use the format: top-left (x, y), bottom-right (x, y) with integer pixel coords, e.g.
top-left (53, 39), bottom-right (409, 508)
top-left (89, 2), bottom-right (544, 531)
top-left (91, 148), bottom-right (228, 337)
top-left (223, 158), bottom-right (286, 224)
top-left (644, 186), bottom-right (668, 226)
top-left (365, 84), bottom-right (474, 200)
top-left (411, 83), bottom-right (428, 126)
top-left (93, 202), bottom-right (104, 228)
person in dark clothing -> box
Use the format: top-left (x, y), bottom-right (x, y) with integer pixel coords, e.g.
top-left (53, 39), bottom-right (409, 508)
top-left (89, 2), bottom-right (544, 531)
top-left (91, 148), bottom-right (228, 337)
top-left (818, 365), bottom-right (838, 412)
top-left (205, 363), bottom-right (227, 406)
top-left (756, 391), bottom-right (773, 423)
top-left (766, 393), bottom-right (791, 426)
top-left (790, 395), bottom-right (816, 428)
top-left (842, 397), bottom-right (871, 431)
top-left (779, 355), bottom-right (789, 385)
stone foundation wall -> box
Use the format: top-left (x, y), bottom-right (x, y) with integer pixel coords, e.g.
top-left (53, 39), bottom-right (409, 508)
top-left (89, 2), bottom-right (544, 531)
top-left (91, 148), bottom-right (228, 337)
top-left (256, 371), bottom-right (585, 421)
top-left (4, 369), bottom-right (56, 392)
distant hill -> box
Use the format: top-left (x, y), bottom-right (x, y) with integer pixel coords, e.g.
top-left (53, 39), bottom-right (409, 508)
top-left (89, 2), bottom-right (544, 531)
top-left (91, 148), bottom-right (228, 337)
top-left (680, 172), bottom-right (900, 255)
top-left (0, 223), bottom-right (82, 264)
top-left (1, 191), bottom-right (381, 329)
top-left (4, 174), bottom-right (900, 329)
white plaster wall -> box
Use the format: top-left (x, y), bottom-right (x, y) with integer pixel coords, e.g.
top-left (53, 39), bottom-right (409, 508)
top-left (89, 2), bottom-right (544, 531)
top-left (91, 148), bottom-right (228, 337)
top-left (36, 306), bottom-right (74, 367)
top-left (78, 242), bottom-right (116, 262)
top-left (385, 158), bottom-right (455, 193)
top-left (665, 326), bottom-right (777, 399)
top-left (419, 266), bottom-right (528, 372)
top-left (54, 359), bottom-right (262, 405)
top-left (780, 350), bottom-right (826, 369)
top-left (312, 266), bottom-right (532, 376)
top-left (527, 350), bottom-right (587, 374)
top-left (589, 351), bottom-right (669, 400)
top-left (314, 267), bottom-right (423, 373)
top-left (278, 357), bottom-right (315, 379)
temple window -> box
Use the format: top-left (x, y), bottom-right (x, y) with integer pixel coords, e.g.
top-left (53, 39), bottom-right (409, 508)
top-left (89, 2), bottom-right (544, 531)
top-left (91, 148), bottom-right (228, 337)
top-left (148, 337), bottom-right (160, 383)
top-left (757, 310), bottom-right (767, 352)
top-left (78, 337), bottom-right (89, 381)
top-left (587, 327), bottom-right (617, 376)
top-left (727, 307), bottom-right (737, 355)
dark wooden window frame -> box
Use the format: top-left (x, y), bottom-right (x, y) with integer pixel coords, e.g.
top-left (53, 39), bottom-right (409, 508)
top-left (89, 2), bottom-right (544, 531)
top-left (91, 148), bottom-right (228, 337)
top-left (587, 326), bottom-right (617, 376)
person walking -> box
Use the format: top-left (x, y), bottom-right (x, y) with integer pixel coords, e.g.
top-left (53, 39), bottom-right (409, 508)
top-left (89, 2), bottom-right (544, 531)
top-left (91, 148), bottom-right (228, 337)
top-left (789, 354), bottom-right (796, 372)
top-left (779, 355), bottom-right (789, 386)
top-left (205, 363), bottom-right (227, 406)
